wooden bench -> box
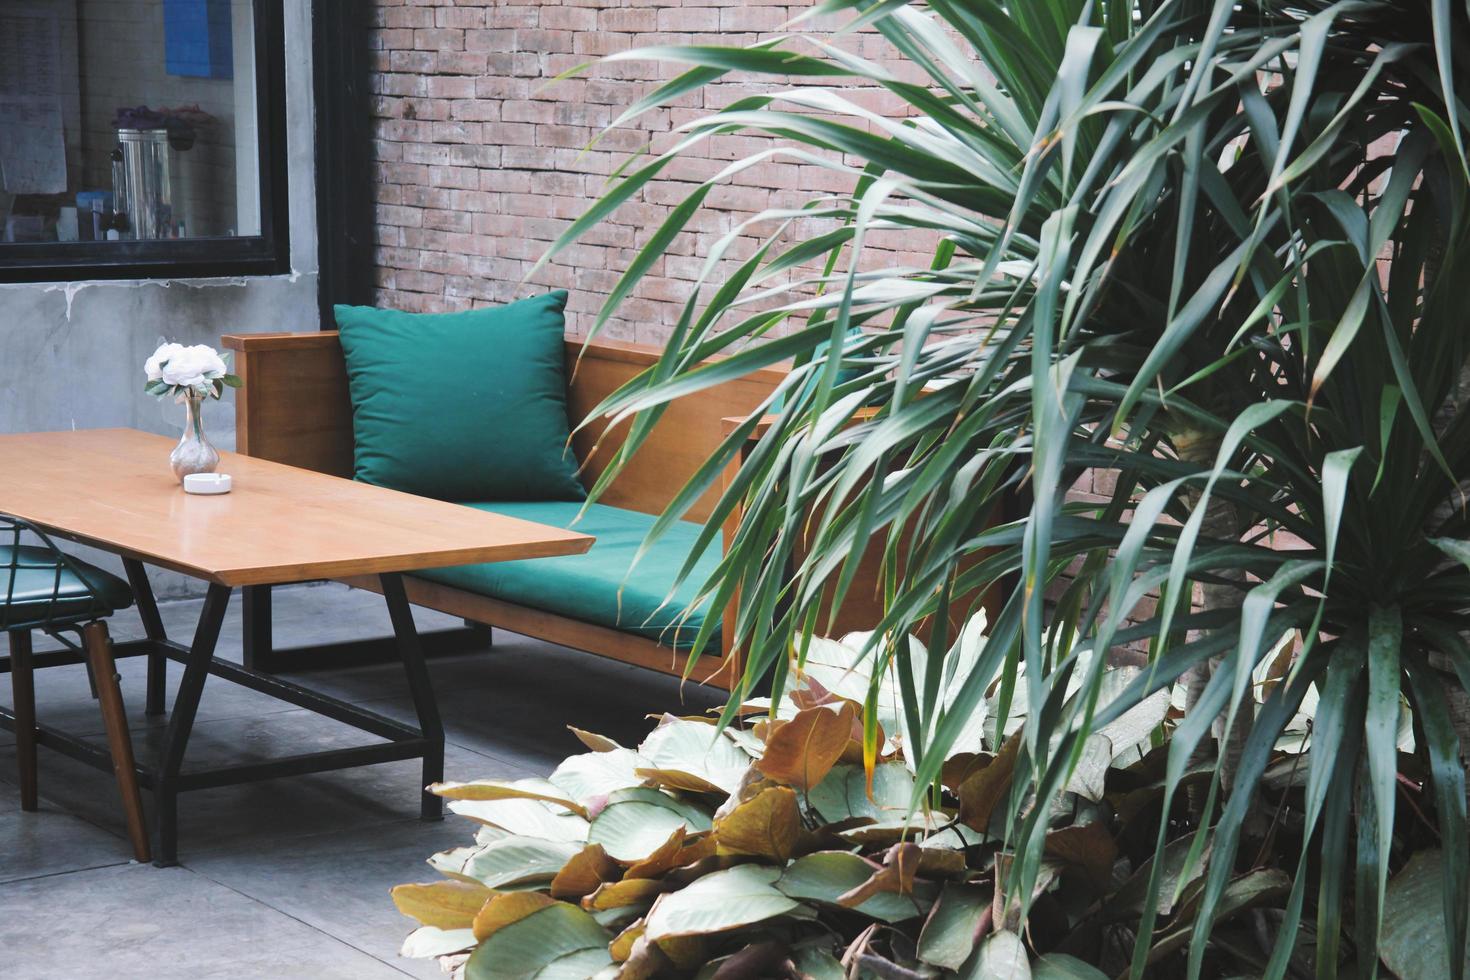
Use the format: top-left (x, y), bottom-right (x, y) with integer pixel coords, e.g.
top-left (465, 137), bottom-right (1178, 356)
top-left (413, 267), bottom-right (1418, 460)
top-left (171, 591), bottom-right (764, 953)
top-left (222, 332), bottom-right (785, 687)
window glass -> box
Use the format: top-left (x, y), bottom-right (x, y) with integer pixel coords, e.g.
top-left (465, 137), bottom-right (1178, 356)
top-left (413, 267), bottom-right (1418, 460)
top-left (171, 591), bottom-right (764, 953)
top-left (0, 0), bottom-right (260, 246)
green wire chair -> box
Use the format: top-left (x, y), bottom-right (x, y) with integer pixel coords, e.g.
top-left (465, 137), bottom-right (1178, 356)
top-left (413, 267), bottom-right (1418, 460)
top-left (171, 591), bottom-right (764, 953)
top-left (2, 513), bottom-right (150, 861)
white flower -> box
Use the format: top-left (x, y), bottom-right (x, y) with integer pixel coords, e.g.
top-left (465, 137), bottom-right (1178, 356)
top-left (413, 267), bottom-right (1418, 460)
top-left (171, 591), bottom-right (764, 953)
top-left (154, 344), bottom-right (228, 389)
top-left (144, 342), bottom-right (186, 382)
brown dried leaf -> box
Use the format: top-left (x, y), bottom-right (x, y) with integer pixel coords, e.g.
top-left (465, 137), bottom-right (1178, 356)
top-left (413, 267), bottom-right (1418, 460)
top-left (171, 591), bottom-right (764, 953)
top-left (789, 676), bottom-right (846, 710)
top-left (390, 880), bottom-right (494, 930)
top-left (837, 737), bottom-right (868, 767)
top-left (664, 850), bottom-right (748, 885)
top-left (714, 767), bottom-right (781, 822)
top-left (956, 733), bottom-right (1021, 833)
top-left (548, 842), bottom-right (621, 900)
top-left (619, 934), bottom-right (672, 980)
top-left (622, 829), bottom-right (720, 882)
top-left (756, 702), bottom-right (859, 790)
top-left (713, 786), bottom-right (802, 861)
top-left (610, 919), bottom-right (645, 962)
top-left (710, 940), bottom-right (791, 979)
top-left (624, 827), bottom-right (686, 878)
top-left (836, 842), bottom-right (923, 908)
top-left (428, 779), bottom-right (586, 817)
top-left (916, 847), bottom-right (968, 878)
top-left (1044, 821), bottom-right (1118, 892)
top-left (940, 752), bottom-right (992, 792)
top-left (842, 923), bottom-right (881, 972)
top-left (469, 891), bottom-right (557, 942)
top-left (619, 932), bottom-right (707, 978)
top-left (583, 877), bottom-right (668, 911)
top-left (658, 935), bottom-right (709, 971)
top-left (839, 823), bottom-right (923, 849)
top-left (569, 727), bottom-right (622, 753)
top-left (634, 767), bottom-right (727, 795)
top-left (856, 952), bottom-right (931, 979)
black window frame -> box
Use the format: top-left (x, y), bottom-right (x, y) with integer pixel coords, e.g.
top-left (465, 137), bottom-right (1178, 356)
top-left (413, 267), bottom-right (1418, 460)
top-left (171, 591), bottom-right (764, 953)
top-left (0, 0), bottom-right (291, 284)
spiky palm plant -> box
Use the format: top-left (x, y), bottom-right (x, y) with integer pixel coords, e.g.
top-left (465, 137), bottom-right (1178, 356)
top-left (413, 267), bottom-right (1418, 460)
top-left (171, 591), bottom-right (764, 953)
top-left (547, 1), bottom-right (1470, 974)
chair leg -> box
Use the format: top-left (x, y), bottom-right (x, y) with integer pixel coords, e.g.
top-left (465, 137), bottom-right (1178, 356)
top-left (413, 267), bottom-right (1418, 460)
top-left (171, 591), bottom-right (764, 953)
top-left (9, 629), bottom-right (37, 812)
top-left (81, 621), bottom-right (151, 863)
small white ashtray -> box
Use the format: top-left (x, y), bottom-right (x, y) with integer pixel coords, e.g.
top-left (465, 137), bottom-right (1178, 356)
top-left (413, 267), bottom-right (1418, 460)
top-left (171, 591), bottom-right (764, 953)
top-left (183, 473), bottom-right (232, 495)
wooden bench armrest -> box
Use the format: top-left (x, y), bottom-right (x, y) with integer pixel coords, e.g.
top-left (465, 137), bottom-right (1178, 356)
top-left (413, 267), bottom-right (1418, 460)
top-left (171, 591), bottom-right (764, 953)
top-left (224, 331), bottom-right (356, 477)
top-left (222, 332), bottom-right (342, 353)
top-left (721, 405), bottom-right (884, 440)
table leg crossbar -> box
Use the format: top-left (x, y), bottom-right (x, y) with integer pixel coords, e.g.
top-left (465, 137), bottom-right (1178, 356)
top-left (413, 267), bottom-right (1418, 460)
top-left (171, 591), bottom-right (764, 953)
top-left (0, 563), bottom-right (444, 866)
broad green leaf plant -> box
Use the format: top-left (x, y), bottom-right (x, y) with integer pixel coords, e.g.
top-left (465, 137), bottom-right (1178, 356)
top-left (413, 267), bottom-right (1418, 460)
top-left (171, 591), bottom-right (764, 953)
top-left (396, 626), bottom-right (1194, 978)
top-left (535, 0), bottom-right (1470, 975)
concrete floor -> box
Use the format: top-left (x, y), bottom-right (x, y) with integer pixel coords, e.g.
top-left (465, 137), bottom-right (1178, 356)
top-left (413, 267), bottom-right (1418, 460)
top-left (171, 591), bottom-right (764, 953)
top-left (0, 583), bottom-right (725, 978)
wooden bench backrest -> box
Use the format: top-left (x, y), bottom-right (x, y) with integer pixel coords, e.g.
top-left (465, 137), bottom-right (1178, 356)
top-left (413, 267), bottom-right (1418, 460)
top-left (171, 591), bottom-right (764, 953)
top-left (221, 332), bottom-right (783, 524)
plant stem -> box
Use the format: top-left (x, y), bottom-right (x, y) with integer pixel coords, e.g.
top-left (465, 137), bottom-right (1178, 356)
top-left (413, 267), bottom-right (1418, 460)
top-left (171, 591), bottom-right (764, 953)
top-left (1172, 421), bottom-right (1251, 802)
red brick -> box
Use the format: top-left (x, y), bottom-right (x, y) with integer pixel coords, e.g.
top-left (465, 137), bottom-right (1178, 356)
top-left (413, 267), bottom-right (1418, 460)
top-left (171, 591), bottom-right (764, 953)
top-left (427, 165), bottom-right (481, 190)
top-left (429, 121), bottom-right (483, 143)
top-left (720, 8), bottom-right (789, 32)
top-left (446, 144), bottom-right (500, 168)
top-left (423, 208), bottom-right (473, 233)
top-left (382, 8), bottom-right (431, 30)
top-left (413, 28), bottom-right (465, 51)
top-left (599, 9), bottom-right (658, 32)
top-left (388, 49), bottom-right (437, 73)
top-left (657, 8), bottom-right (720, 32)
top-left (450, 99), bottom-right (502, 122)
top-left (399, 143), bottom-right (451, 165)
top-left (539, 7), bottom-right (597, 32)
top-left (374, 28), bottom-right (414, 50)
top-left (400, 184), bottom-right (451, 210)
top-left (465, 29), bottom-right (517, 53)
top-left (436, 52), bottom-right (490, 75)
top-left (436, 7), bottom-right (486, 29)
top-left (368, 0), bottom-right (946, 353)
top-left (425, 75), bottom-right (475, 99)
top-left (486, 6), bottom-right (540, 30)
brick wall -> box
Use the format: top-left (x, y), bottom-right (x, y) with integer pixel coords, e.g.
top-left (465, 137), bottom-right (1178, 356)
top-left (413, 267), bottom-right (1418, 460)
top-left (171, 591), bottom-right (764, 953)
top-left (368, 0), bottom-right (937, 344)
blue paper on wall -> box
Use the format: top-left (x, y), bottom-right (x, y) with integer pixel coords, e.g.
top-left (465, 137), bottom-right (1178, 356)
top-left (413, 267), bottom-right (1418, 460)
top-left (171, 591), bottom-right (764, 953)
top-left (164, 0), bottom-right (233, 80)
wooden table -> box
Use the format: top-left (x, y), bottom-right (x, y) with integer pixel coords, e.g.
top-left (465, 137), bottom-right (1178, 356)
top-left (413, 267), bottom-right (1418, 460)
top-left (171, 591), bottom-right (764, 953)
top-left (0, 428), bottom-right (592, 864)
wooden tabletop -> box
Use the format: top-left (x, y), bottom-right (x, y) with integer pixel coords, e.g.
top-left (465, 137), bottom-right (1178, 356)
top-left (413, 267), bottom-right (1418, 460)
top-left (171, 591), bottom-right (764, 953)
top-left (0, 429), bottom-right (593, 587)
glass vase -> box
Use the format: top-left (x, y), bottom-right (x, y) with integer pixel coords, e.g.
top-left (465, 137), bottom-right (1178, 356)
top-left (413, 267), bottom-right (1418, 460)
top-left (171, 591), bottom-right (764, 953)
top-left (170, 391), bottom-right (220, 482)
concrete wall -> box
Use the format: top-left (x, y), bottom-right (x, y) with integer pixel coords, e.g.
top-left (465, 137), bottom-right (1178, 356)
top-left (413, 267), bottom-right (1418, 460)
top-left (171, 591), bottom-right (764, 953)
top-left (0, 0), bottom-right (319, 598)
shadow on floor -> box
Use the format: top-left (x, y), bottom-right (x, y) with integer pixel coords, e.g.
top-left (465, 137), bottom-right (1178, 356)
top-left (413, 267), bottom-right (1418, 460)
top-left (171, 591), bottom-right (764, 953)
top-left (0, 582), bottom-right (727, 979)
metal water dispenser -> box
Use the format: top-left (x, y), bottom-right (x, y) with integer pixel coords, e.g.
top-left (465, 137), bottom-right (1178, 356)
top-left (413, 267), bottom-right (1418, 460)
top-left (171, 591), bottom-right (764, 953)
top-left (112, 128), bottom-right (175, 240)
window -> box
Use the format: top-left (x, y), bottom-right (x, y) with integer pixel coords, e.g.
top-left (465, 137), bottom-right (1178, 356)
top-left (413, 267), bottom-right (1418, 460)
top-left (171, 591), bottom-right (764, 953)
top-left (0, 0), bottom-right (288, 282)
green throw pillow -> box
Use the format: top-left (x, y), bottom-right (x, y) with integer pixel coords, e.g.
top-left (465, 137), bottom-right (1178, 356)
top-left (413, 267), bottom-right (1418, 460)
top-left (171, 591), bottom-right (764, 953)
top-left (334, 292), bottom-right (586, 502)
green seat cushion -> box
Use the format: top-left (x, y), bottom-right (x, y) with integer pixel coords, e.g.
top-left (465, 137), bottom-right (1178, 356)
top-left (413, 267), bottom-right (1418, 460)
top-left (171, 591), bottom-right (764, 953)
top-left (334, 292), bottom-right (585, 502)
top-left (0, 546), bottom-right (133, 630)
top-left (412, 501), bottom-right (722, 649)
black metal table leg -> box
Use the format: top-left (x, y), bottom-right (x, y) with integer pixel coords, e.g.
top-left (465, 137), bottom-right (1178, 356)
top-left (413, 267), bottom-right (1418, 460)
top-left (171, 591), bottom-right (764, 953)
top-left (237, 580), bottom-right (483, 673)
top-left (381, 573), bottom-right (444, 821)
top-left (123, 559), bottom-right (169, 717)
top-left (2, 566), bottom-right (452, 863)
top-left (241, 585), bottom-right (272, 673)
top-left (152, 583), bottom-right (232, 866)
